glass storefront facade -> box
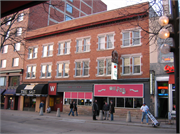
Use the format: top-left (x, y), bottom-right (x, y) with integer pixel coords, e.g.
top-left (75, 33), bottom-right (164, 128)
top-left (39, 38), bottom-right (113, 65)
top-left (23, 96), bottom-right (36, 111)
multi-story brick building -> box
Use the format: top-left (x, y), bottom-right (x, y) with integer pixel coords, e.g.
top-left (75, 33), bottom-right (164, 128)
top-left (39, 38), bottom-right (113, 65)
top-left (16, 2), bottom-right (150, 118)
top-left (0, 0), bottom-right (107, 110)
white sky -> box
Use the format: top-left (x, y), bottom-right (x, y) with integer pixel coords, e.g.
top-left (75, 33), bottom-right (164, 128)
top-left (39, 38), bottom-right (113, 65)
top-left (101, 0), bottom-right (149, 11)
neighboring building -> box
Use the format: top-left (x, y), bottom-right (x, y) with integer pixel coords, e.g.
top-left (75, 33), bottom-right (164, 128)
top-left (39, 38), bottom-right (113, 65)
top-left (17, 2), bottom-right (150, 117)
top-left (0, 0), bottom-right (107, 111)
top-left (149, 0), bottom-right (175, 118)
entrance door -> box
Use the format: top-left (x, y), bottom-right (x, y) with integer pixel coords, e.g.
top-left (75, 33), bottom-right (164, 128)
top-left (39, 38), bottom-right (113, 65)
top-left (54, 97), bottom-right (63, 112)
top-left (158, 98), bottom-right (168, 118)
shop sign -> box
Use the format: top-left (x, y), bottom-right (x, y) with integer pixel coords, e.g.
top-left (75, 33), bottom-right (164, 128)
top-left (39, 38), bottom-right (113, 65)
top-left (21, 90), bottom-right (35, 95)
top-left (111, 62), bottom-right (117, 80)
top-left (48, 83), bottom-right (57, 95)
top-left (164, 65), bottom-right (174, 74)
top-left (94, 84), bottom-right (144, 97)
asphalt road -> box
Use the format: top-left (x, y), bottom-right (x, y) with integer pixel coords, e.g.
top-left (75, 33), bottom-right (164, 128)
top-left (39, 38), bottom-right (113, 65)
top-left (0, 110), bottom-right (176, 133)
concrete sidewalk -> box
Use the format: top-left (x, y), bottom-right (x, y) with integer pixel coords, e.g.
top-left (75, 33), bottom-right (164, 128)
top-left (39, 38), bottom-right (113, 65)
top-left (0, 109), bottom-right (176, 129)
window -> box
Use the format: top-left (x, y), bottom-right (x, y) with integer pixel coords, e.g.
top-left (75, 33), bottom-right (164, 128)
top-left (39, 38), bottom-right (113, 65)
top-left (16, 28), bottom-right (22, 36)
top-left (40, 64), bottom-right (52, 78)
top-left (42, 44), bottom-right (53, 57)
top-left (12, 58), bottom-right (19, 67)
top-left (17, 13), bottom-right (24, 22)
top-left (26, 65), bottom-right (36, 79)
top-left (2, 45), bottom-right (8, 53)
top-left (28, 47), bottom-right (38, 59)
top-left (0, 77), bottom-right (6, 86)
top-left (58, 41), bottom-right (70, 55)
top-left (0, 60), bottom-right (7, 68)
top-left (121, 54), bottom-right (142, 75)
top-left (6, 17), bottom-right (11, 25)
top-left (76, 37), bottom-right (90, 53)
top-left (14, 43), bottom-right (20, 51)
top-left (65, 15), bottom-right (72, 21)
top-left (98, 33), bottom-right (114, 50)
top-left (66, 4), bottom-right (72, 13)
top-left (5, 31), bottom-right (10, 39)
top-left (74, 60), bottom-right (90, 77)
top-left (69, 0), bottom-right (73, 2)
top-left (56, 62), bottom-right (69, 77)
top-left (122, 29), bottom-right (141, 47)
top-left (97, 57), bottom-right (111, 76)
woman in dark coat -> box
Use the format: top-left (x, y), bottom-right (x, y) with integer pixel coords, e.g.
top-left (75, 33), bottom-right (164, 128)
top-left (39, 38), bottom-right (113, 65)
top-left (109, 100), bottom-right (115, 121)
top-left (92, 100), bottom-right (98, 120)
top-left (73, 101), bottom-right (78, 116)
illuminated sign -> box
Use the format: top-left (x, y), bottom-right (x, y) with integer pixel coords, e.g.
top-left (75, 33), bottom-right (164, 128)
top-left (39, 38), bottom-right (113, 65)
top-left (164, 65), bottom-right (174, 74)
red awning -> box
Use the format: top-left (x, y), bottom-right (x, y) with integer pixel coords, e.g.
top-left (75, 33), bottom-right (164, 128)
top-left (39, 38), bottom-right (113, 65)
top-left (169, 74), bottom-right (175, 84)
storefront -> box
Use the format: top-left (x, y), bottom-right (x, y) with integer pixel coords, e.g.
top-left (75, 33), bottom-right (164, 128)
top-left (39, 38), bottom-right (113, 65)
top-left (0, 86), bottom-right (6, 109)
top-left (16, 84), bottom-right (48, 112)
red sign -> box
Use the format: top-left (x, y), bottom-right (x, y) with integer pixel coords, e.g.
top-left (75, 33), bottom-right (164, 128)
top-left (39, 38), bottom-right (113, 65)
top-left (164, 65), bottom-right (174, 74)
top-left (94, 84), bottom-right (144, 97)
top-left (48, 83), bottom-right (57, 95)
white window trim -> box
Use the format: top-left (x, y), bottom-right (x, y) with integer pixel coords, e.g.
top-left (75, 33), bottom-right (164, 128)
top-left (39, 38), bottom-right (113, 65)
top-left (12, 58), bottom-right (19, 67)
top-left (57, 40), bottom-right (71, 56)
top-left (40, 63), bottom-right (52, 79)
top-left (26, 64), bottom-right (37, 79)
top-left (56, 61), bottom-right (70, 78)
top-left (42, 43), bottom-right (54, 58)
top-left (1, 60), bottom-right (7, 68)
top-left (28, 46), bottom-right (38, 59)
top-left (75, 36), bottom-right (91, 53)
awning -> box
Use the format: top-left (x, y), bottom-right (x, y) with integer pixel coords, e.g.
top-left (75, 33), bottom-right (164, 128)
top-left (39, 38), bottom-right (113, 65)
top-left (0, 89), bottom-right (6, 95)
top-left (4, 89), bottom-right (16, 96)
top-left (33, 84), bottom-right (48, 94)
top-left (16, 84), bottom-right (29, 94)
top-left (169, 74), bottom-right (175, 84)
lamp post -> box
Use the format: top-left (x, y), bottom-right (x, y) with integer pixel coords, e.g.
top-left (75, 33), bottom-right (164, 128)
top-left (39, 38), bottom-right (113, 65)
top-left (158, 1), bottom-right (179, 133)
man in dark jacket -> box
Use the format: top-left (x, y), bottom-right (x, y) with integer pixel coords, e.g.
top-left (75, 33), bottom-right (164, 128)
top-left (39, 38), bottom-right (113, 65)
top-left (68, 101), bottom-right (74, 116)
top-left (92, 100), bottom-right (98, 120)
top-left (103, 101), bottom-right (109, 120)
top-left (73, 101), bottom-right (78, 116)
top-left (109, 100), bottom-right (115, 121)
top-left (39, 101), bottom-right (44, 111)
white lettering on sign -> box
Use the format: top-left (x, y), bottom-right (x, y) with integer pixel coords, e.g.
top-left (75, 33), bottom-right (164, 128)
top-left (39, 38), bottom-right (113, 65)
top-left (50, 86), bottom-right (55, 92)
top-left (109, 86), bottom-right (126, 94)
top-left (130, 89), bottom-right (139, 92)
top-left (98, 89), bottom-right (106, 92)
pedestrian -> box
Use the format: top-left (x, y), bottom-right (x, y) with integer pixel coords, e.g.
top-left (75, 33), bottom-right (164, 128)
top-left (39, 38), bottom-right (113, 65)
top-left (46, 105), bottom-right (51, 113)
top-left (109, 100), bottom-right (115, 121)
top-left (39, 101), bottom-right (44, 111)
top-left (103, 101), bottom-right (109, 120)
top-left (73, 101), bottom-right (78, 116)
top-left (140, 102), bottom-right (149, 125)
top-left (92, 100), bottom-right (98, 120)
top-left (68, 100), bottom-right (74, 116)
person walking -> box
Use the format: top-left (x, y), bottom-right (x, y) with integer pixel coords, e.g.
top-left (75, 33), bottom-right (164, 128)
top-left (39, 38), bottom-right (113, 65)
top-left (103, 101), bottom-right (109, 120)
top-left (39, 101), bottom-right (44, 112)
top-left (92, 100), bottom-right (98, 120)
top-left (109, 100), bottom-right (115, 121)
top-left (140, 102), bottom-right (149, 125)
top-left (73, 101), bottom-right (78, 116)
top-left (68, 100), bottom-right (74, 116)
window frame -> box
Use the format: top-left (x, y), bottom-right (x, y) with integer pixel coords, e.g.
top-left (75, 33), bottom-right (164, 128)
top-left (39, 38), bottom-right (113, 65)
top-left (65, 15), bottom-right (72, 21)
top-left (40, 63), bottom-right (52, 78)
top-left (16, 27), bottom-right (22, 36)
top-left (66, 4), bottom-right (73, 13)
top-left (14, 43), bottom-right (20, 51)
top-left (12, 58), bottom-right (19, 67)
top-left (26, 65), bottom-right (36, 79)
top-left (42, 43), bottom-right (54, 58)
top-left (76, 37), bottom-right (91, 53)
top-left (28, 47), bottom-right (38, 59)
top-left (17, 13), bottom-right (24, 22)
top-left (0, 60), bottom-right (7, 68)
top-left (57, 41), bottom-right (71, 55)
top-left (56, 61), bottom-right (70, 78)
top-left (96, 57), bottom-right (111, 76)
top-left (74, 59), bottom-right (90, 77)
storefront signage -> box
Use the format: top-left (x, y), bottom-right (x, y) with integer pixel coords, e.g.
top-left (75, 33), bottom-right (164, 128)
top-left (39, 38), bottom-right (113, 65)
top-left (164, 65), bottom-right (174, 74)
top-left (21, 90), bottom-right (35, 95)
top-left (94, 84), bottom-right (144, 97)
top-left (111, 62), bottom-right (117, 80)
top-left (48, 83), bottom-right (57, 95)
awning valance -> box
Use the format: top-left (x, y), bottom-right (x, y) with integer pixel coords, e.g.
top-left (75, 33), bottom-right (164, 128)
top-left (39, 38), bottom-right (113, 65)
top-left (0, 89), bottom-right (6, 95)
top-left (4, 89), bottom-right (16, 96)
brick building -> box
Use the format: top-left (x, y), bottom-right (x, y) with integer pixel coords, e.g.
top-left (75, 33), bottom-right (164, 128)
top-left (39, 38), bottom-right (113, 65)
top-left (0, 0), bottom-right (107, 110)
top-left (16, 2), bottom-right (151, 118)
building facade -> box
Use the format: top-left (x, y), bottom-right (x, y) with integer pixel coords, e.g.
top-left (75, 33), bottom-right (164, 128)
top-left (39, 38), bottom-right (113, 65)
top-left (19, 2), bottom-right (150, 117)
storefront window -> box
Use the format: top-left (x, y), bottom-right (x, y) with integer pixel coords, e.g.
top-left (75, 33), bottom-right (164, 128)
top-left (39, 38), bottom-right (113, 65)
top-left (134, 98), bottom-right (142, 108)
top-left (85, 99), bottom-right (92, 106)
top-left (64, 98), bottom-right (71, 105)
top-left (9, 76), bottom-right (20, 86)
top-left (24, 96), bottom-right (36, 108)
top-left (125, 98), bottom-right (133, 108)
top-left (78, 99), bottom-right (84, 105)
top-left (117, 98), bottom-right (124, 107)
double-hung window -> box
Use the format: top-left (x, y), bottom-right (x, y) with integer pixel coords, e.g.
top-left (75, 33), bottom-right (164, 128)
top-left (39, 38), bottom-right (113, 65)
top-left (12, 58), bottom-right (19, 67)
top-left (16, 27), bottom-right (22, 36)
top-left (17, 13), bottom-right (24, 22)
top-left (2, 45), bottom-right (8, 53)
top-left (132, 31), bottom-right (140, 46)
top-left (42, 43), bottom-right (53, 57)
top-left (28, 47), bottom-right (38, 59)
top-left (26, 65), bottom-right (36, 79)
top-left (97, 57), bottom-right (111, 76)
top-left (5, 31), bottom-right (10, 39)
top-left (76, 37), bottom-right (91, 53)
top-left (122, 32), bottom-right (130, 46)
top-left (40, 63), bottom-right (52, 78)
top-left (56, 61), bottom-right (69, 77)
top-left (6, 17), bottom-right (11, 25)
top-left (98, 33), bottom-right (114, 50)
top-left (14, 43), bottom-right (20, 51)
top-left (0, 60), bottom-right (7, 68)
top-left (74, 59), bottom-right (90, 77)
top-left (58, 41), bottom-right (70, 55)
top-left (121, 54), bottom-right (142, 75)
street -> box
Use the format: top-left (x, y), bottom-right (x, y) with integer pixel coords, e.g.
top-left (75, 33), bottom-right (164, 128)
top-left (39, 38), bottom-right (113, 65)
top-left (0, 109), bottom-right (176, 133)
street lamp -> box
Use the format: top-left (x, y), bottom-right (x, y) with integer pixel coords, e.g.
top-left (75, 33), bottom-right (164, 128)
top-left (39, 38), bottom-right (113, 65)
top-left (158, 1), bottom-right (179, 133)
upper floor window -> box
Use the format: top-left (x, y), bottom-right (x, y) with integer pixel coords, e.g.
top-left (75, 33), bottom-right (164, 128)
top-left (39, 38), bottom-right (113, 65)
top-left (14, 43), bottom-right (20, 51)
top-left (1, 45), bottom-right (8, 53)
top-left (0, 60), bottom-right (7, 68)
top-left (69, 0), bottom-right (73, 2)
top-left (121, 54), bottom-right (142, 75)
top-left (26, 65), bottom-right (36, 79)
top-left (98, 33), bottom-right (115, 50)
top-left (28, 47), bottom-right (38, 59)
top-left (122, 29), bottom-right (141, 47)
top-left (65, 15), bottom-right (72, 21)
top-left (16, 28), bottom-right (22, 36)
top-left (76, 37), bottom-right (90, 53)
top-left (5, 31), bottom-right (10, 39)
top-left (40, 63), bottom-right (52, 78)
top-left (17, 13), bottom-right (24, 22)
top-left (74, 59), bottom-right (90, 77)
top-left (66, 4), bottom-right (72, 13)
top-left (58, 41), bottom-right (70, 55)
top-left (56, 61), bottom-right (69, 78)
top-left (6, 17), bottom-right (11, 25)
top-left (97, 57), bottom-right (111, 76)
top-left (12, 58), bottom-right (19, 67)
top-left (42, 44), bottom-right (53, 57)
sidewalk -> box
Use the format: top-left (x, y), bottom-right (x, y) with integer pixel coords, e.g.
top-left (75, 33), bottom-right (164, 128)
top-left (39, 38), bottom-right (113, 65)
top-left (0, 109), bottom-right (176, 129)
